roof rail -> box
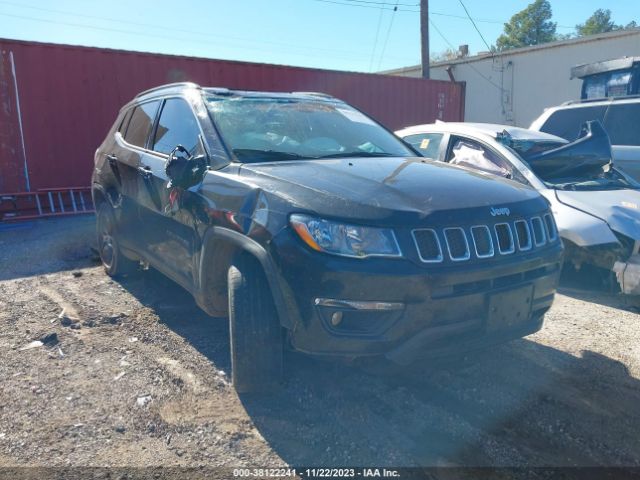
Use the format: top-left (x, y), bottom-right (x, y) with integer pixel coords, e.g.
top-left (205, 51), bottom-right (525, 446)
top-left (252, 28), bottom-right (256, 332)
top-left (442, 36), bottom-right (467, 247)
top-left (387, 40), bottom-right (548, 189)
top-left (206, 87), bottom-right (233, 95)
top-left (292, 91), bottom-right (335, 99)
top-left (135, 82), bottom-right (201, 98)
top-left (561, 94), bottom-right (640, 106)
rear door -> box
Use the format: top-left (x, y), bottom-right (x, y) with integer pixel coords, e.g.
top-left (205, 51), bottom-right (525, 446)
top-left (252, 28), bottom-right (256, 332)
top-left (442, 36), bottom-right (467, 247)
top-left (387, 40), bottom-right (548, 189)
top-left (603, 102), bottom-right (640, 181)
top-left (114, 101), bottom-right (160, 249)
top-left (137, 96), bottom-right (205, 286)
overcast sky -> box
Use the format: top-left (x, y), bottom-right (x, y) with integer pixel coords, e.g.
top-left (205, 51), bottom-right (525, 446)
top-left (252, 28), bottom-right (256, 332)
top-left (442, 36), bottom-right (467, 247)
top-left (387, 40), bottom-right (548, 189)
top-left (0, 0), bottom-right (637, 72)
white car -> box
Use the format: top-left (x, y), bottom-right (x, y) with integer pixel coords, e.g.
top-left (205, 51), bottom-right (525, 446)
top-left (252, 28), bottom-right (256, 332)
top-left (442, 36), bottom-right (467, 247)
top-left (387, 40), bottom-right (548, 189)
top-left (396, 121), bottom-right (640, 295)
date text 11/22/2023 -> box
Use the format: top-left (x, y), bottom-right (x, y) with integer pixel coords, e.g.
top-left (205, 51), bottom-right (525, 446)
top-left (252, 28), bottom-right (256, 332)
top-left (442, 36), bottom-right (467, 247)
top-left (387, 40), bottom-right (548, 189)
top-left (232, 467), bottom-right (401, 478)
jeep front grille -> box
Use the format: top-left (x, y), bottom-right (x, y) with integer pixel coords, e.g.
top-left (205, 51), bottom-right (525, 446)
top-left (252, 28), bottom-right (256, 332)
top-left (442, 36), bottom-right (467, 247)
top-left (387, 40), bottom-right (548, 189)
top-left (471, 225), bottom-right (493, 258)
top-left (530, 216), bottom-right (546, 246)
top-left (514, 220), bottom-right (532, 251)
top-left (444, 227), bottom-right (470, 261)
top-left (544, 213), bottom-right (558, 241)
top-left (412, 229), bottom-right (443, 263)
top-left (495, 223), bottom-right (515, 254)
top-left (412, 214), bottom-right (557, 264)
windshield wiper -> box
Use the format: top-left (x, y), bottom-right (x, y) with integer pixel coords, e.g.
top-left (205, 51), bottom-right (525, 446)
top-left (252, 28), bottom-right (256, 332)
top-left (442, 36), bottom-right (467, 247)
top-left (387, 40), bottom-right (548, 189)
top-left (232, 149), bottom-right (310, 163)
top-left (316, 151), bottom-right (397, 159)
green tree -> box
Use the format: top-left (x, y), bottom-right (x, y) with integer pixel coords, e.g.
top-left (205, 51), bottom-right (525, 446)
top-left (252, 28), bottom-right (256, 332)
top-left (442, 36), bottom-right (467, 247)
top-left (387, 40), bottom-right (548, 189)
top-left (496, 0), bottom-right (557, 51)
top-left (576, 9), bottom-right (619, 36)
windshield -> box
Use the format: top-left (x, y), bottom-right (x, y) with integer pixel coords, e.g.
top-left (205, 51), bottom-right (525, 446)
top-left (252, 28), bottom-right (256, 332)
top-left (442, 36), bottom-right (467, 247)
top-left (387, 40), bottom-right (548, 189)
top-left (506, 140), bottom-right (640, 191)
top-left (205, 95), bottom-right (414, 162)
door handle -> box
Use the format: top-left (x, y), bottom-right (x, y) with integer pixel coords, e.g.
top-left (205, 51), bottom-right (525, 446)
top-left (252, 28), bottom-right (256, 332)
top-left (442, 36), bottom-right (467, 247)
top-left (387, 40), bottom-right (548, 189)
top-left (138, 165), bottom-right (153, 179)
top-left (106, 154), bottom-right (122, 185)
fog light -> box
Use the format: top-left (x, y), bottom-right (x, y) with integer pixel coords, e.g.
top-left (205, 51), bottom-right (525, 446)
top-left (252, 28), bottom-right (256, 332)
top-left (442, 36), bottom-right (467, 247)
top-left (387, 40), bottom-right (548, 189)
top-left (331, 311), bottom-right (343, 326)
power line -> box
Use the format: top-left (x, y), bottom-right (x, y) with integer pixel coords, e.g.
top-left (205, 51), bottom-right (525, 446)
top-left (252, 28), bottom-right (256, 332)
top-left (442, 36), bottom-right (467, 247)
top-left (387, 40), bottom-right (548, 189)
top-left (0, 0), bottom-right (420, 60)
top-left (428, 18), bottom-right (503, 91)
top-left (368, 6), bottom-right (386, 71)
top-left (339, 0), bottom-right (418, 6)
top-left (311, 0), bottom-right (417, 11)
top-left (309, 0), bottom-right (576, 28)
top-left (458, 0), bottom-right (493, 52)
top-left (377, 2), bottom-right (399, 70)
top-left (0, 11), bottom-right (416, 63)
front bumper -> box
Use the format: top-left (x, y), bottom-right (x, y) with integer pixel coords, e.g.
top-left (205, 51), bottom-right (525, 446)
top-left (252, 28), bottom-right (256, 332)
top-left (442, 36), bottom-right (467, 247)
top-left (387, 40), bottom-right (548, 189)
top-left (614, 255), bottom-right (640, 295)
top-left (271, 229), bottom-right (563, 364)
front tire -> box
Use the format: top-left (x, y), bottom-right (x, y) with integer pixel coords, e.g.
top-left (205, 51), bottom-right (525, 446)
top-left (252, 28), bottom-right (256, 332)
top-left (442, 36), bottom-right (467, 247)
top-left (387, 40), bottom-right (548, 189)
top-left (228, 255), bottom-right (283, 393)
top-left (96, 202), bottom-right (137, 277)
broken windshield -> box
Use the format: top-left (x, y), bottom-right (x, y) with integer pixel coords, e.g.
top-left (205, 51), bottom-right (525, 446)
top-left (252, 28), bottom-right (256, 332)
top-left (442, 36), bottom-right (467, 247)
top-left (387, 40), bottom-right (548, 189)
top-left (205, 95), bottom-right (414, 162)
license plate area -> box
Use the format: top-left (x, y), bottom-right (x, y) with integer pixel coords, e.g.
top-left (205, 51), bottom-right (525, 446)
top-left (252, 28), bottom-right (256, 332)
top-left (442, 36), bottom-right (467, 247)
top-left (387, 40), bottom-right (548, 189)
top-left (486, 285), bottom-right (534, 331)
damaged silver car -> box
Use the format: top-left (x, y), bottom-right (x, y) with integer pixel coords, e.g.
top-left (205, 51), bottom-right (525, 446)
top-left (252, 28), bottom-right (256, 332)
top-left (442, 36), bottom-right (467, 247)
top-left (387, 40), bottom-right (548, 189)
top-left (396, 120), bottom-right (640, 295)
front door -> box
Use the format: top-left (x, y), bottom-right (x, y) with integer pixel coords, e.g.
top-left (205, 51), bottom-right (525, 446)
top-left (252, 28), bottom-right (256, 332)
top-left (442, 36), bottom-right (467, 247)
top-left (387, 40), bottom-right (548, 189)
top-left (136, 97), bottom-right (205, 287)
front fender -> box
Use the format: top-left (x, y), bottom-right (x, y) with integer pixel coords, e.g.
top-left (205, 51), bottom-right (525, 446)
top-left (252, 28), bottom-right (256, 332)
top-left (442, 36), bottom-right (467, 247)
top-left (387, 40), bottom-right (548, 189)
top-left (550, 198), bottom-right (618, 247)
top-left (197, 226), bottom-right (298, 330)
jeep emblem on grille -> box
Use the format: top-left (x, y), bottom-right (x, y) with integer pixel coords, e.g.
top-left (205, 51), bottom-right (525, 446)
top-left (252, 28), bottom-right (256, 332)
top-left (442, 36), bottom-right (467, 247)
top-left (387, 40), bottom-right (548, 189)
top-left (490, 207), bottom-right (511, 217)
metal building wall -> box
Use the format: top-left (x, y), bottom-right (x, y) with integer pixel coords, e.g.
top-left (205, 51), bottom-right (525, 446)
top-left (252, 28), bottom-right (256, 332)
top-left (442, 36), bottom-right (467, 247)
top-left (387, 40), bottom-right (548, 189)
top-left (388, 28), bottom-right (640, 127)
top-left (0, 38), bottom-right (465, 193)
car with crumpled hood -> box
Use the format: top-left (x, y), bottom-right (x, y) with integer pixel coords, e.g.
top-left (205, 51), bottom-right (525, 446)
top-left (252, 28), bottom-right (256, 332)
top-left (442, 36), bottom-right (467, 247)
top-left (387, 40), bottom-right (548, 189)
top-left (92, 83), bottom-right (563, 392)
top-left (396, 120), bottom-right (640, 295)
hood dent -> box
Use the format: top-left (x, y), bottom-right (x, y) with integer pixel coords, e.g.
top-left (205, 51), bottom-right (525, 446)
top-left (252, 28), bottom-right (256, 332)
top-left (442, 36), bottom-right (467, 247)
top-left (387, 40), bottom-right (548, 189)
top-left (239, 157), bottom-right (545, 224)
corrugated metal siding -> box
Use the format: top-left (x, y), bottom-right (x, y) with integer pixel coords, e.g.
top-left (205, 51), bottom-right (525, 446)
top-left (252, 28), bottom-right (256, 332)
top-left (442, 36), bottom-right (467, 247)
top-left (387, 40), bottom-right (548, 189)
top-left (0, 38), bottom-right (464, 193)
top-left (0, 49), bottom-right (26, 193)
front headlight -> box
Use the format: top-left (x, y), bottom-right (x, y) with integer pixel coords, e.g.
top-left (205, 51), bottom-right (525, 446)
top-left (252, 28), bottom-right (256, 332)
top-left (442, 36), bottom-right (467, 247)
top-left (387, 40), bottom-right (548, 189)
top-left (289, 214), bottom-right (402, 258)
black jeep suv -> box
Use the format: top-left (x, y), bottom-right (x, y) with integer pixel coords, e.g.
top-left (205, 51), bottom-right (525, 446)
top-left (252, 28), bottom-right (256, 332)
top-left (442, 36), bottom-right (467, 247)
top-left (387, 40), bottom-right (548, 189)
top-left (92, 82), bottom-right (563, 392)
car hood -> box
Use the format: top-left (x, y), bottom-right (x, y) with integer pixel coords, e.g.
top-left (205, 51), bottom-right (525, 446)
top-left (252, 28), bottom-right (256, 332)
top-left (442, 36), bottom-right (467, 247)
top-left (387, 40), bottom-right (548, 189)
top-left (239, 157), bottom-right (545, 225)
top-left (555, 189), bottom-right (640, 240)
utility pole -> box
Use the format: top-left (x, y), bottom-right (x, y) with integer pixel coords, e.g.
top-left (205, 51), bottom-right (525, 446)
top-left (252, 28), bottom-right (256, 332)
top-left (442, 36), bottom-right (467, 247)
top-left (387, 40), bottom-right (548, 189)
top-left (420, 0), bottom-right (430, 78)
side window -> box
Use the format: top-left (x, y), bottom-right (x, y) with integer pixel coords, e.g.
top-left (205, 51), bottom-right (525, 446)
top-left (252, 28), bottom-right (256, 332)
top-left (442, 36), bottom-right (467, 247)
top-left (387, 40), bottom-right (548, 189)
top-left (124, 101), bottom-right (160, 148)
top-left (446, 137), bottom-right (524, 183)
top-left (117, 109), bottom-right (133, 133)
top-left (403, 133), bottom-right (444, 159)
top-left (153, 98), bottom-right (201, 155)
top-left (539, 105), bottom-right (607, 141)
top-left (604, 103), bottom-right (640, 146)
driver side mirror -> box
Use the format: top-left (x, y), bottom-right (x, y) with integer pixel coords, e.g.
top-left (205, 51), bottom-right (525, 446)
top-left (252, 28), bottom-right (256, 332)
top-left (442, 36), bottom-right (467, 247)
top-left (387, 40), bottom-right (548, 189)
top-left (165, 145), bottom-right (207, 189)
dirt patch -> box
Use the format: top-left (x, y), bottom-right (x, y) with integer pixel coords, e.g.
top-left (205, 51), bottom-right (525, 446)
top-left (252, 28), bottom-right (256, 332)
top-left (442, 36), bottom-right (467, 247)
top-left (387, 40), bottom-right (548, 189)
top-left (1, 216), bottom-right (640, 469)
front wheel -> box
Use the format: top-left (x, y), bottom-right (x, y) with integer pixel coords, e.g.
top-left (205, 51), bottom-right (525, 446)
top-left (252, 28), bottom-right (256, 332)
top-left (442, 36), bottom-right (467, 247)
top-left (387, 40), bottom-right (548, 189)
top-left (228, 255), bottom-right (284, 393)
top-left (96, 202), bottom-right (137, 277)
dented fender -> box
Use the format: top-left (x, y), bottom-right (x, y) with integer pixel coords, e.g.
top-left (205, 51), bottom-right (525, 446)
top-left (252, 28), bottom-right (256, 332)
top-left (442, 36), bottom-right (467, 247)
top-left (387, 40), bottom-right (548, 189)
top-left (540, 190), bottom-right (618, 247)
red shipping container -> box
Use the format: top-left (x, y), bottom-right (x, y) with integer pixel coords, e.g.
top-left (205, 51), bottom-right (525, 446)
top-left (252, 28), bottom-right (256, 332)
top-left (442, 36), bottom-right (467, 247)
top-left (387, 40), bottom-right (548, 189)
top-left (0, 38), bottom-right (464, 194)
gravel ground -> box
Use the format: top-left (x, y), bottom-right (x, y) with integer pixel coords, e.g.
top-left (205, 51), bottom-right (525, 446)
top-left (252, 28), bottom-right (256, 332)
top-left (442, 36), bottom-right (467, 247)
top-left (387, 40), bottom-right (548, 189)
top-left (1, 216), bottom-right (640, 472)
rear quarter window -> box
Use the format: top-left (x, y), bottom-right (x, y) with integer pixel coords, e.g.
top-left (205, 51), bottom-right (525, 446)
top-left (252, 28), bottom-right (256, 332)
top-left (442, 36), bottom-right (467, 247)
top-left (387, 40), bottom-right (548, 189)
top-left (539, 105), bottom-right (607, 141)
top-left (604, 103), bottom-right (640, 146)
top-left (117, 109), bottom-right (133, 133)
top-left (124, 101), bottom-right (160, 148)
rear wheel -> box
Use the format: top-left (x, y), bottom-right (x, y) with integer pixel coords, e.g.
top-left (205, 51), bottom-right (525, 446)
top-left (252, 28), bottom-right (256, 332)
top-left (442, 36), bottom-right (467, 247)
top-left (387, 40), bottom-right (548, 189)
top-left (228, 255), bottom-right (283, 393)
top-left (96, 202), bottom-right (137, 277)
